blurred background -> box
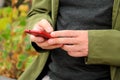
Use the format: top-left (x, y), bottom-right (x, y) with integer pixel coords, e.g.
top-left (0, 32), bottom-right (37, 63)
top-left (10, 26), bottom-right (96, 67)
top-left (0, 0), bottom-right (38, 79)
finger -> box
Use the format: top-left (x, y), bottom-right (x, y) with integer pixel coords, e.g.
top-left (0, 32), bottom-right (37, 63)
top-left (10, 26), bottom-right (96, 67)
top-left (37, 40), bottom-right (62, 48)
top-left (30, 35), bottom-right (45, 43)
top-left (48, 38), bottom-right (78, 45)
top-left (61, 45), bottom-right (81, 52)
top-left (43, 44), bottom-right (63, 49)
top-left (36, 40), bottom-right (50, 48)
top-left (38, 19), bottom-right (53, 33)
top-left (36, 42), bottom-right (62, 49)
top-left (68, 51), bottom-right (88, 57)
top-left (33, 24), bottom-right (44, 31)
top-left (51, 30), bottom-right (78, 37)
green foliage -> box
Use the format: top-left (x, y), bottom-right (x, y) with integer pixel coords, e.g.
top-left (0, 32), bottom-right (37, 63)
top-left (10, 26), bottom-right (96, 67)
top-left (0, 7), bottom-right (12, 31)
top-left (0, 5), bottom-right (37, 79)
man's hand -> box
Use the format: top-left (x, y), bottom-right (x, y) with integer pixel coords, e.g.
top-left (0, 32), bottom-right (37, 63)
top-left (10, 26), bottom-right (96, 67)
top-left (30, 19), bottom-right (62, 50)
top-left (48, 30), bottom-right (88, 57)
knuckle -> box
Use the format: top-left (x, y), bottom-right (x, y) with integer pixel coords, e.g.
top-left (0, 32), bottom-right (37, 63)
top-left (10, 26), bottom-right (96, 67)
top-left (40, 19), bottom-right (48, 24)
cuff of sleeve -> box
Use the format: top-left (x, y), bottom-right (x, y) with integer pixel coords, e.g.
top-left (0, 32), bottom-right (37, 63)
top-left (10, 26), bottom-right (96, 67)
top-left (31, 42), bottom-right (49, 53)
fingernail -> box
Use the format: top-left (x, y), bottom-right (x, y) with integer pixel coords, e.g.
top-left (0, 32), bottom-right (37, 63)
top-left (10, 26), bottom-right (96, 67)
top-left (51, 32), bottom-right (55, 37)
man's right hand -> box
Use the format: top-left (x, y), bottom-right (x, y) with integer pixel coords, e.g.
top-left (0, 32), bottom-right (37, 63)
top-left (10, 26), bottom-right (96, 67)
top-left (30, 19), bottom-right (63, 50)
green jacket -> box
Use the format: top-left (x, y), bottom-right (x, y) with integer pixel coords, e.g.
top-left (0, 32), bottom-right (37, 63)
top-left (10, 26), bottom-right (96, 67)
top-left (19, 0), bottom-right (120, 80)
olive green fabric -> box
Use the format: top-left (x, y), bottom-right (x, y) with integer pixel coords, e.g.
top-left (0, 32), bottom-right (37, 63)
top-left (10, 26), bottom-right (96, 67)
top-left (18, 0), bottom-right (120, 80)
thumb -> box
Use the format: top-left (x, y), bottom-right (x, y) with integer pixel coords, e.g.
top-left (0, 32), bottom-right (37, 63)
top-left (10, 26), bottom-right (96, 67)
top-left (38, 19), bottom-right (53, 33)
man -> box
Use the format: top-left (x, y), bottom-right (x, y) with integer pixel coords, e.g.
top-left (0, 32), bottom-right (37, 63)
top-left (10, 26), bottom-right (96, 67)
top-left (19, 0), bottom-right (120, 80)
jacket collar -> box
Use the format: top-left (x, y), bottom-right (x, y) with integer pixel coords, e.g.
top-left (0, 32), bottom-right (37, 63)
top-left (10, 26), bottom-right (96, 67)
top-left (112, 0), bottom-right (120, 28)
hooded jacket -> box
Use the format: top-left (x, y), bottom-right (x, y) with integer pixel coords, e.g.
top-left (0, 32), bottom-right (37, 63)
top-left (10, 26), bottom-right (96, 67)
top-left (19, 0), bottom-right (120, 80)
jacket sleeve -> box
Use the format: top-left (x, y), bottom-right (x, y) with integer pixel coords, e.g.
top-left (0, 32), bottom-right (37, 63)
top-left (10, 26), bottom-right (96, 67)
top-left (27, 0), bottom-right (53, 29)
top-left (87, 29), bottom-right (120, 66)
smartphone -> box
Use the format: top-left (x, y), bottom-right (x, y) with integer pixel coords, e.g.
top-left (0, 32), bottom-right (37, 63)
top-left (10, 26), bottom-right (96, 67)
top-left (24, 30), bottom-right (52, 39)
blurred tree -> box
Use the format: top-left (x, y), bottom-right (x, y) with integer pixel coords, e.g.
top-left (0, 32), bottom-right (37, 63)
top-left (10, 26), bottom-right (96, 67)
top-left (3, 0), bottom-right (31, 8)
top-left (15, 0), bottom-right (24, 8)
top-left (4, 0), bottom-right (11, 7)
top-left (0, 0), bottom-right (33, 79)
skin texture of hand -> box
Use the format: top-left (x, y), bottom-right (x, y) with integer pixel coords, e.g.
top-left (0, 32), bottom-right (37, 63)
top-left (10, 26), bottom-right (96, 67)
top-left (48, 30), bottom-right (88, 57)
top-left (30, 19), bottom-right (88, 57)
top-left (30, 19), bottom-right (63, 49)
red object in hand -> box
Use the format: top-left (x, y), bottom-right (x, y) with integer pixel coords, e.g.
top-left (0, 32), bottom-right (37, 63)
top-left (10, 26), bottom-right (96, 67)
top-left (24, 30), bottom-right (52, 39)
